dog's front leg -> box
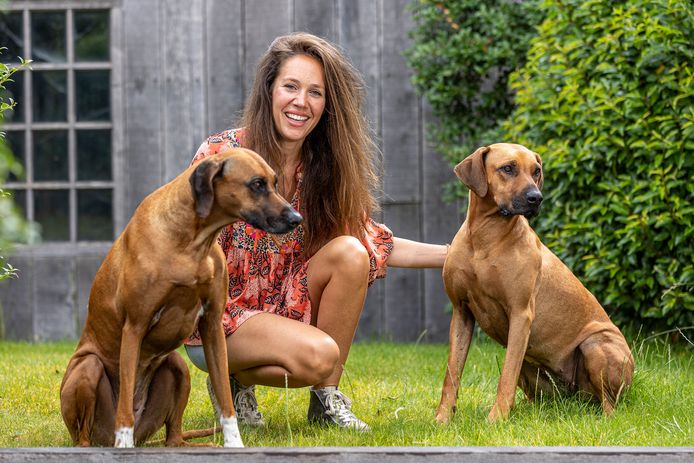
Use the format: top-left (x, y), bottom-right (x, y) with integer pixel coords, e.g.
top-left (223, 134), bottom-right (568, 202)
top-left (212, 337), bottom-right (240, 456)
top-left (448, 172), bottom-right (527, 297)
top-left (488, 304), bottom-right (535, 423)
top-left (114, 320), bottom-right (145, 447)
top-left (436, 303), bottom-right (475, 424)
top-left (198, 300), bottom-right (243, 448)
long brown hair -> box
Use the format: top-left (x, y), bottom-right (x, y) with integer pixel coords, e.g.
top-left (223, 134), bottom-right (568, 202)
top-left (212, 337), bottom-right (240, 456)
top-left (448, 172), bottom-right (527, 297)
top-left (240, 32), bottom-right (381, 257)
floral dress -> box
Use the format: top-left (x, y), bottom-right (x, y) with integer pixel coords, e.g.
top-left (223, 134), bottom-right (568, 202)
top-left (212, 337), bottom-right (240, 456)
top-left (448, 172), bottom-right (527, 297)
top-left (185, 129), bottom-right (394, 345)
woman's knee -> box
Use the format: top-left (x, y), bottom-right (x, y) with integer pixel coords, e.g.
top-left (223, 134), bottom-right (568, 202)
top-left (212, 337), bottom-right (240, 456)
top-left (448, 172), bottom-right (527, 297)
top-left (298, 334), bottom-right (340, 384)
top-left (326, 236), bottom-right (370, 279)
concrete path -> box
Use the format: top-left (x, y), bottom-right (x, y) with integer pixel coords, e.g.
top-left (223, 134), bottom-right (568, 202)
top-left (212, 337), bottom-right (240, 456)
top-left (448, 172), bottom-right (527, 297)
top-left (0, 447), bottom-right (692, 463)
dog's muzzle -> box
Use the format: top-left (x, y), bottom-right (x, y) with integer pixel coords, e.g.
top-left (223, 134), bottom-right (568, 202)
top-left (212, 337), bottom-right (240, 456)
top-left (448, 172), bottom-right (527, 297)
top-left (244, 206), bottom-right (303, 234)
top-left (502, 188), bottom-right (543, 218)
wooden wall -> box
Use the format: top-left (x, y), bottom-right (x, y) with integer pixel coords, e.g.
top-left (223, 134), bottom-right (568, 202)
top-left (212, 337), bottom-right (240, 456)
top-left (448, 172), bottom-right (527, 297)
top-left (0, 0), bottom-right (462, 342)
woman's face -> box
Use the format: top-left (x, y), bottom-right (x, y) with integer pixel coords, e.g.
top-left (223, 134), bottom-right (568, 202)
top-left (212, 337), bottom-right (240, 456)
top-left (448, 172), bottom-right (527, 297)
top-left (271, 54), bottom-right (326, 147)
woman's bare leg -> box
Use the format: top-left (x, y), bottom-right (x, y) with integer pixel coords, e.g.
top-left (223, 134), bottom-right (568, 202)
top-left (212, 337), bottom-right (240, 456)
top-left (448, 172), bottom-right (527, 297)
top-left (305, 235), bottom-right (370, 387)
top-left (225, 313), bottom-right (340, 388)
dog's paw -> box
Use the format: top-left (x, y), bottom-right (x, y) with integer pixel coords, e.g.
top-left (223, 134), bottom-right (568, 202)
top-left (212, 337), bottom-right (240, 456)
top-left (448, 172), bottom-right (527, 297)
top-left (220, 416), bottom-right (244, 448)
top-left (487, 405), bottom-right (510, 423)
top-left (114, 427), bottom-right (134, 448)
top-left (434, 409), bottom-right (452, 425)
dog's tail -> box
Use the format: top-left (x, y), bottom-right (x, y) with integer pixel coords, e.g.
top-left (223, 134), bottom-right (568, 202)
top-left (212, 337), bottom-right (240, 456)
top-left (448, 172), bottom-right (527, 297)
top-left (146, 427), bottom-right (222, 446)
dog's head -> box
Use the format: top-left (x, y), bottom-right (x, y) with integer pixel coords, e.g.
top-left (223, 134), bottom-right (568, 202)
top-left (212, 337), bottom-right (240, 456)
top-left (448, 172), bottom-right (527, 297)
top-left (454, 143), bottom-right (544, 218)
top-left (189, 148), bottom-right (303, 234)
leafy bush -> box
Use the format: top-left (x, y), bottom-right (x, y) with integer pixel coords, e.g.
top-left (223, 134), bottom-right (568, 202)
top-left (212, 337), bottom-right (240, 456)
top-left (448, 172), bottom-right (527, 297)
top-left (499, 0), bottom-right (693, 331)
top-left (405, 0), bottom-right (544, 191)
top-left (1, 53), bottom-right (31, 281)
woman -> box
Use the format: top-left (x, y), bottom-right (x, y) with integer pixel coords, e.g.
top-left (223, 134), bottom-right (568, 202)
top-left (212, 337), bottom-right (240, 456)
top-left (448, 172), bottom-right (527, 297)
top-left (184, 32), bottom-right (447, 431)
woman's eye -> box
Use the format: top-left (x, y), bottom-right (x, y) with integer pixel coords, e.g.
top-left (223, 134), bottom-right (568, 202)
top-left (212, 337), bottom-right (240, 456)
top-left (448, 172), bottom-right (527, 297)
top-left (310, 89), bottom-right (323, 97)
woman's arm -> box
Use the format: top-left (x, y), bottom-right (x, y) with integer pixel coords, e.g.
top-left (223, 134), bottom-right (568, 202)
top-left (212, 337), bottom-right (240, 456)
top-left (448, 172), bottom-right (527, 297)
top-left (387, 237), bottom-right (448, 268)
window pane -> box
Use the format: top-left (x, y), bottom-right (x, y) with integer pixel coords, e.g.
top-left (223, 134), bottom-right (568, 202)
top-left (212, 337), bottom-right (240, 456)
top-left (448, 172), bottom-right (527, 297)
top-left (0, 12), bottom-right (23, 63)
top-left (78, 189), bottom-right (112, 241)
top-left (77, 129), bottom-right (111, 180)
top-left (5, 130), bottom-right (25, 182)
top-left (34, 189), bottom-right (69, 241)
top-left (32, 70), bottom-right (67, 122)
top-left (0, 70), bottom-right (24, 122)
top-left (31, 11), bottom-right (66, 63)
top-left (74, 10), bottom-right (109, 62)
top-left (8, 189), bottom-right (27, 218)
top-left (75, 70), bottom-right (110, 121)
top-left (33, 130), bottom-right (68, 181)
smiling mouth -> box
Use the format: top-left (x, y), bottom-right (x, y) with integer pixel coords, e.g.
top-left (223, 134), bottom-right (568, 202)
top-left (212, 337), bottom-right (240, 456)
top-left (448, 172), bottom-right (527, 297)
top-left (286, 113), bottom-right (308, 122)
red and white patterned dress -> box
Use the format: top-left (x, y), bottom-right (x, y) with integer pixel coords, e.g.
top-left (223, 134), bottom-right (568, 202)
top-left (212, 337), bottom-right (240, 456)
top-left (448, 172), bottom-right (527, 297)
top-left (185, 128), bottom-right (393, 345)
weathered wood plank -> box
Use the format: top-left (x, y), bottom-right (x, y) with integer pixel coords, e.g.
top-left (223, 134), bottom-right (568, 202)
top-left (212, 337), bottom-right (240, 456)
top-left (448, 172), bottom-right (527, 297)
top-left (4, 446), bottom-right (690, 463)
top-left (162, 0), bottom-right (207, 178)
top-left (381, 0), bottom-right (420, 204)
top-left (33, 256), bottom-right (76, 341)
top-left (244, 0), bottom-right (291, 91)
top-left (122, 0), bottom-right (163, 217)
top-left (421, 103), bottom-right (461, 342)
top-left (383, 203), bottom-right (423, 342)
top-left (336, 0), bottom-right (380, 135)
top-left (293, 0), bottom-right (336, 42)
top-left (0, 256), bottom-right (34, 341)
top-left (206, 0), bottom-right (244, 134)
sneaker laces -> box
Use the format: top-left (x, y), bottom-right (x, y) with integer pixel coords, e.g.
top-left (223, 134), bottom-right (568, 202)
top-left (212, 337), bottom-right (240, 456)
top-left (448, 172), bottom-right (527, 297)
top-left (234, 383), bottom-right (263, 423)
top-left (323, 389), bottom-right (361, 425)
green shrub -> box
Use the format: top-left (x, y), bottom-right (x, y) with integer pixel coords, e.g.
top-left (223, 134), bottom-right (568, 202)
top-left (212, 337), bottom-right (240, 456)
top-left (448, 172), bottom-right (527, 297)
top-left (0, 52), bottom-right (31, 280)
top-left (499, 0), bottom-right (693, 331)
top-left (405, 0), bottom-right (544, 196)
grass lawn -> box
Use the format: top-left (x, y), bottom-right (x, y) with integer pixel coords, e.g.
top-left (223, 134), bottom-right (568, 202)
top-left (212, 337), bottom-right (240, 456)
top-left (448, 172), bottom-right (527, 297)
top-left (0, 334), bottom-right (691, 447)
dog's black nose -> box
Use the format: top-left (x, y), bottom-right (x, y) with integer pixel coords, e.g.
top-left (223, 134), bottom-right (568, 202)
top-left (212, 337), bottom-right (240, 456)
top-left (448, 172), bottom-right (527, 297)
top-left (283, 207), bottom-right (303, 228)
top-left (526, 190), bottom-right (543, 205)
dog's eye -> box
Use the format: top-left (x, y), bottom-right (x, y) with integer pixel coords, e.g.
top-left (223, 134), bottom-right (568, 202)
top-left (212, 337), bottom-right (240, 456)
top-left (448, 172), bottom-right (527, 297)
top-left (533, 167), bottom-right (541, 177)
top-left (248, 178), bottom-right (267, 193)
top-left (501, 165), bottom-right (514, 174)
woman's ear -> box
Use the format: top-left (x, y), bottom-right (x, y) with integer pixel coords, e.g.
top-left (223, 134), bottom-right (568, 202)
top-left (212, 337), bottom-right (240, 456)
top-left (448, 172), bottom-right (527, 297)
top-left (453, 146), bottom-right (491, 198)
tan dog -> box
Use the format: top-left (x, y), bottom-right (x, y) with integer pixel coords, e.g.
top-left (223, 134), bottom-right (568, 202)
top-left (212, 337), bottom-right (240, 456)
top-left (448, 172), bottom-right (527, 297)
top-left (436, 143), bottom-right (633, 424)
top-left (60, 148), bottom-right (302, 447)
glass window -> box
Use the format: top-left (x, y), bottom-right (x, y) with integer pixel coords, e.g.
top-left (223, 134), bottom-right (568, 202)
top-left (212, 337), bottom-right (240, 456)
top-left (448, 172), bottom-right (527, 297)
top-left (77, 129), bottom-right (111, 181)
top-left (31, 11), bottom-right (66, 63)
top-left (33, 130), bottom-right (69, 181)
top-left (0, 8), bottom-right (114, 243)
top-left (0, 12), bottom-right (23, 63)
top-left (74, 11), bottom-right (109, 62)
top-left (76, 70), bottom-right (110, 121)
top-left (34, 189), bottom-right (70, 241)
top-left (78, 189), bottom-right (112, 241)
top-left (32, 70), bottom-right (68, 122)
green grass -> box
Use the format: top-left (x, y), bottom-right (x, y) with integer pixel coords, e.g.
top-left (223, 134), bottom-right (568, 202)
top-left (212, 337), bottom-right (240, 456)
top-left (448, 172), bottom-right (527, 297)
top-left (0, 335), bottom-right (692, 447)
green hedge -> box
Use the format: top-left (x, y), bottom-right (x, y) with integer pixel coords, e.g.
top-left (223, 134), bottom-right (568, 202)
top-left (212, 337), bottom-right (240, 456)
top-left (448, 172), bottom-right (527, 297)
top-left (405, 0), bottom-right (544, 200)
top-left (499, 0), bottom-right (693, 331)
top-left (407, 0), bottom-right (693, 332)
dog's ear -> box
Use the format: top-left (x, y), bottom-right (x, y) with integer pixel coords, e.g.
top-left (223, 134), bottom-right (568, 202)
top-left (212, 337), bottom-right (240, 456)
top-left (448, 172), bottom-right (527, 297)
top-left (189, 158), bottom-right (226, 219)
top-left (534, 152), bottom-right (544, 190)
top-left (454, 146), bottom-right (490, 197)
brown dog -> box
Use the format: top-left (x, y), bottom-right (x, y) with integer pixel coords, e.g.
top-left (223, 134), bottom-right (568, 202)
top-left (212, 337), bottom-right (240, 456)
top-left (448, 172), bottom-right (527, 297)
top-left (436, 143), bottom-right (633, 424)
top-left (60, 148), bottom-right (302, 447)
